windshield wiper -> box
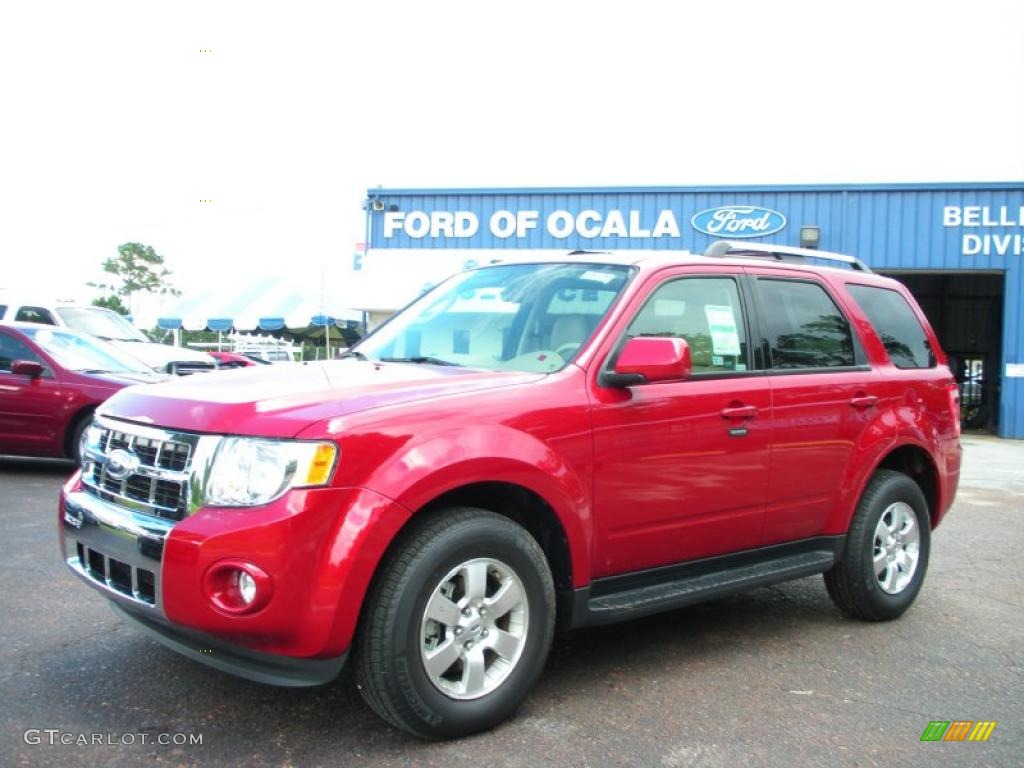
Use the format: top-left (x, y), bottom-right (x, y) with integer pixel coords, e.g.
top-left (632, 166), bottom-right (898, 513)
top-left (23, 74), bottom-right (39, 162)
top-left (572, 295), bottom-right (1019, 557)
top-left (379, 356), bottom-right (460, 367)
top-left (76, 368), bottom-right (114, 374)
top-left (337, 350), bottom-right (367, 361)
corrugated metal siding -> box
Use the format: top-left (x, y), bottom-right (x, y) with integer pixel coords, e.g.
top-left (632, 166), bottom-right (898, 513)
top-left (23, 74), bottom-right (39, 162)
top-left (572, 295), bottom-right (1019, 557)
top-left (1004, 263), bottom-right (1024, 439)
top-left (366, 183), bottom-right (1024, 438)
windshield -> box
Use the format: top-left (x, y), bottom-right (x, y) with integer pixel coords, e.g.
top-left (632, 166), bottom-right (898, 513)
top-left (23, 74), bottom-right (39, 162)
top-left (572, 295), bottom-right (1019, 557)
top-left (22, 327), bottom-right (154, 373)
top-left (56, 307), bottom-right (148, 342)
top-left (355, 262), bottom-right (633, 373)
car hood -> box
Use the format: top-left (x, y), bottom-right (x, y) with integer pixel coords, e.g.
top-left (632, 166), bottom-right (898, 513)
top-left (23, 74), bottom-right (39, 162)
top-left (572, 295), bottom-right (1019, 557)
top-left (91, 370), bottom-right (171, 387)
top-left (98, 360), bottom-right (544, 437)
top-left (106, 339), bottom-right (215, 368)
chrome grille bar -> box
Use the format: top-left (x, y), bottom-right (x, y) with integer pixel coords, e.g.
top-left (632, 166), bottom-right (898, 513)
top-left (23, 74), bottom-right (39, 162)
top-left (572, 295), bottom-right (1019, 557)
top-left (80, 415), bottom-right (218, 522)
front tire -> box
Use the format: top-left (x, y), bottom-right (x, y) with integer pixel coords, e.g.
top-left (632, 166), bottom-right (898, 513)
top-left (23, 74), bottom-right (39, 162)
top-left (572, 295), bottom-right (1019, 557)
top-left (825, 470), bottom-right (931, 621)
top-left (69, 413), bottom-right (92, 465)
top-left (355, 508), bottom-right (555, 739)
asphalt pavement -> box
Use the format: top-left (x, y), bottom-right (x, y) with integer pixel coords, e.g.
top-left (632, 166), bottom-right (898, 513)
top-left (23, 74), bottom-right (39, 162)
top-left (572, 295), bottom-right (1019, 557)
top-left (0, 436), bottom-right (1020, 767)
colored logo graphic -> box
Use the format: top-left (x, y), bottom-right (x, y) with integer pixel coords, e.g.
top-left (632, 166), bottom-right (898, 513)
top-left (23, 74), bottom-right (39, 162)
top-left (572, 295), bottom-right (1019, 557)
top-left (920, 720), bottom-right (997, 742)
top-left (691, 206), bottom-right (787, 238)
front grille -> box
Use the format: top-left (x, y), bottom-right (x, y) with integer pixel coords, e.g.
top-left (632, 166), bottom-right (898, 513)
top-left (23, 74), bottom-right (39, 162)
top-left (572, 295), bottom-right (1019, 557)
top-left (76, 542), bottom-right (156, 604)
top-left (120, 435), bottom-right (189, 471)
top-left (81, 422), bottom-right (196, 521)
top-left (170, 361), bottom-right (217, 376)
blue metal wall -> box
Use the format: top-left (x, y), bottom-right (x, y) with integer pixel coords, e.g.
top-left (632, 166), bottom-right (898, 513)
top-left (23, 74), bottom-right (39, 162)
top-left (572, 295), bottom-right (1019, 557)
top-left (365, 182), bottom-right (1024, 438)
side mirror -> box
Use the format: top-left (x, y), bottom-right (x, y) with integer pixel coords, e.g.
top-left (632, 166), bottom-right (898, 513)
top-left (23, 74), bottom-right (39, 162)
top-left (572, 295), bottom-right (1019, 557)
top-left (604, 337), bottom-right (692, 387)
top-left (11, 360), bottom-right (44, 378)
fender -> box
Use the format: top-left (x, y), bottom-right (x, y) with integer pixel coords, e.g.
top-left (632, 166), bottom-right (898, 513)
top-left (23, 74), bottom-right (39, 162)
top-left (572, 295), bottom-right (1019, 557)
top-left (354, 423), bottom-right (594, 587)
top-left (830, 404), bottom-right (942, 534)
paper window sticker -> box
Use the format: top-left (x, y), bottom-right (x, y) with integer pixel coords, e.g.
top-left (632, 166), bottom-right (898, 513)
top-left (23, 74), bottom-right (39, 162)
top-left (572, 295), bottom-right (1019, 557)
top-left (704, 305), bottom-right (741, 355)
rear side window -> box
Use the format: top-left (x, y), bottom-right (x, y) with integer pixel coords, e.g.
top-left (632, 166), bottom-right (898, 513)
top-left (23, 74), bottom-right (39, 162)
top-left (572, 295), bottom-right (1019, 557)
top-left (756, 279), bottom-right (856, 369)
top-left (0, 304), bottom-right (7, 317)
top-left (14, 306), bottom-right (56, 325)
top-left (846, 284), bottom-right (934, 369)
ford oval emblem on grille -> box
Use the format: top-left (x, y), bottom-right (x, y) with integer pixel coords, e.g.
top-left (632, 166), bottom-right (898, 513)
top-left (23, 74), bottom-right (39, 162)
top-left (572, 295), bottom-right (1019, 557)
top-left (105, 448), bottom-right (140, 481)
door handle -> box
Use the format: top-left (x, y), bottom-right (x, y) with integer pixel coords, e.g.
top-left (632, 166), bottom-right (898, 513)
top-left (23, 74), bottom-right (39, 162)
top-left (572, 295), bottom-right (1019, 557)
top-left (720, 405), bottom-right (758, 421)
top-left (849, 395), bottom-right (878, 409)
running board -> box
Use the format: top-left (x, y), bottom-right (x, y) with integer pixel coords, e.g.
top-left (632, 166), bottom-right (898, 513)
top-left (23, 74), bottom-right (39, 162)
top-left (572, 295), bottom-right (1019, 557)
top-left (563, 538), bottom-right (842, 629)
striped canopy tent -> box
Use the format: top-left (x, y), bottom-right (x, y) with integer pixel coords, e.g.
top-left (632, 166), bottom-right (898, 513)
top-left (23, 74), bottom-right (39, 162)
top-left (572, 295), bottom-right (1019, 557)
top-left (156, 276), bottom-right (361, 333)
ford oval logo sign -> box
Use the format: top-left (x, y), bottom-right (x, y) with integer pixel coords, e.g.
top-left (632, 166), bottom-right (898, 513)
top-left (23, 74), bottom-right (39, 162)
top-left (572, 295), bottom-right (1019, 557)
top-left (105, 448), bottom-right (140, 481)
top-left (691, 205), bottom-right (787, 238)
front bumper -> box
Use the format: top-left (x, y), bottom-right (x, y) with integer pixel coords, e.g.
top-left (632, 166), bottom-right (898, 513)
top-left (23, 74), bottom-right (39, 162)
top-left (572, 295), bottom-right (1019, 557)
top-left (61, 477), bottom-right (411, 678)
top-left (62, 487), bottom-right (348, 685)
top-left (110, 601), bottom-right (346, 686)
top-left (62, 488), bottom-right (345, 685)
top-left (62, 487), bottom-right (171, 616)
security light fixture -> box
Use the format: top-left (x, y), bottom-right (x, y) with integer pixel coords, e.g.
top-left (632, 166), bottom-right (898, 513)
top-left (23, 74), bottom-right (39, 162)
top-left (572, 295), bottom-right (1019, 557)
top-left (800, 225), bottom-right (821, 249)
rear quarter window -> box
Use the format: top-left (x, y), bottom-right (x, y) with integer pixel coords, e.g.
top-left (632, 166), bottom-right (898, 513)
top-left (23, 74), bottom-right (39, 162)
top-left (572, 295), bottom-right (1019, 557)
top-left (14, 306), bottom-right (56, 325)
top-left (846, 284), bottom-right (934, 369)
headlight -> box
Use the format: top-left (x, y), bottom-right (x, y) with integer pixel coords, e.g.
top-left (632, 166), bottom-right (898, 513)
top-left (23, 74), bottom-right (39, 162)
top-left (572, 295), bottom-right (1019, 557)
top-left (204, 438), bottom-right (338, 507)
top-left (80, 422), bottom-right (103, 465)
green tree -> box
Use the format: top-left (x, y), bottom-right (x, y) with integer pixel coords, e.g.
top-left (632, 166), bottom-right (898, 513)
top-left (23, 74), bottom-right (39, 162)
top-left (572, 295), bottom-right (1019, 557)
top-left (90, 242), bottom-right (181, 312)
top-left (182, 329), bottom-right (220, 347)
top-left (92, 295), bottom-right (130, 315)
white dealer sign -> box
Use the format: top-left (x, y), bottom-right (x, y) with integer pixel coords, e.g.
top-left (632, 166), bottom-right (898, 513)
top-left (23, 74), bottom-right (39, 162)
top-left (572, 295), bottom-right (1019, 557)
top-left (382, 206), bottom-right (787, 241)
top-left (943, 206), bottom-right (1024, 256)
top-left (383, 209), bottom-right (683, 239)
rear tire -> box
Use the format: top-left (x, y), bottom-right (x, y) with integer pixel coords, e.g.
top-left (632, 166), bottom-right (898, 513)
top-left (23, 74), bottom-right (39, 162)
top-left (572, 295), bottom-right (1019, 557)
top-left (825, 470), bottom-right (930, 621)
top-left (355, 508), bottom-right (555, 739)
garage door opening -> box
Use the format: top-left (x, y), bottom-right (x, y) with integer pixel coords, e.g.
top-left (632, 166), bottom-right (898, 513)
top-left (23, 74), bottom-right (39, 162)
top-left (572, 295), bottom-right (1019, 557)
top-left (879, 271), bottom-right (1005, 432)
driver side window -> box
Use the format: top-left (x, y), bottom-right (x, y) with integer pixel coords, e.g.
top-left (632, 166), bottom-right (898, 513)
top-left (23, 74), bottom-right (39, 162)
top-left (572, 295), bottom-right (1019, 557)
top-left (626, 276), bottom-right (748, 375)
top-left (0, 332), bottom-right (41, 373)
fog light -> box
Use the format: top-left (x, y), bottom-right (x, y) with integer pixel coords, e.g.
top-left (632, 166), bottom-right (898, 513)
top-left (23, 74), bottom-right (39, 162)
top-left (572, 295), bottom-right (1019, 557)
top-left (203, 560), bottom-right (272, 615)
top-left (237, 571), bottom-right (257, 605)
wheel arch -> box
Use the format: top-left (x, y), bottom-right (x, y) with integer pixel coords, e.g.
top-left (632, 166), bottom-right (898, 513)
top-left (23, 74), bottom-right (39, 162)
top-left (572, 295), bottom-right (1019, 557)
top-left (838, 440), bottom-right (942, 532)
top-left (63, 405), bottom-right (97, 459)
top-left (416, 481), bottom-right (574, 596)
top-left (873, 444), bottom-right (940, 526)
top-left (347, 475), bottom-right (581, 655)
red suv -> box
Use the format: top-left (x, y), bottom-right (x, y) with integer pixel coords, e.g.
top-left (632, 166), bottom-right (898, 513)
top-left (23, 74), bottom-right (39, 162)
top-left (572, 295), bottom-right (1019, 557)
top-left (60, 243), bottom-right (961, 739)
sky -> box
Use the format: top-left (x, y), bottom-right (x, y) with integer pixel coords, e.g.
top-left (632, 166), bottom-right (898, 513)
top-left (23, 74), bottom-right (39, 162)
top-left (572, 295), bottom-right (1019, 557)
top-left (1, 0), bottom-right (1022, 322)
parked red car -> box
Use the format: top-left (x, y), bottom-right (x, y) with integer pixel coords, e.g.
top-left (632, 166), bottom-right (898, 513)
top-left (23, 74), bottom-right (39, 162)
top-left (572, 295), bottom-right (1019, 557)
top-left (208, 351), bottom-right (264, 369)
top-left (0, 322), bottom-right (164, 462)
top-left (60, 244), bottom-right (961, 738)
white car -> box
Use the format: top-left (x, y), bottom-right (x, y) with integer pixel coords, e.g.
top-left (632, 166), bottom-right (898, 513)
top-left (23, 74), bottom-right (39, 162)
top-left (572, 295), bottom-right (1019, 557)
top-left (0, 301), bottom-right (217, 375)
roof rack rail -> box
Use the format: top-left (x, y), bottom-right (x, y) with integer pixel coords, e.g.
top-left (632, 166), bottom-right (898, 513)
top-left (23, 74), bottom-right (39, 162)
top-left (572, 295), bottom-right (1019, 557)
top-left (704, 240), bottom-right (872, 272)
